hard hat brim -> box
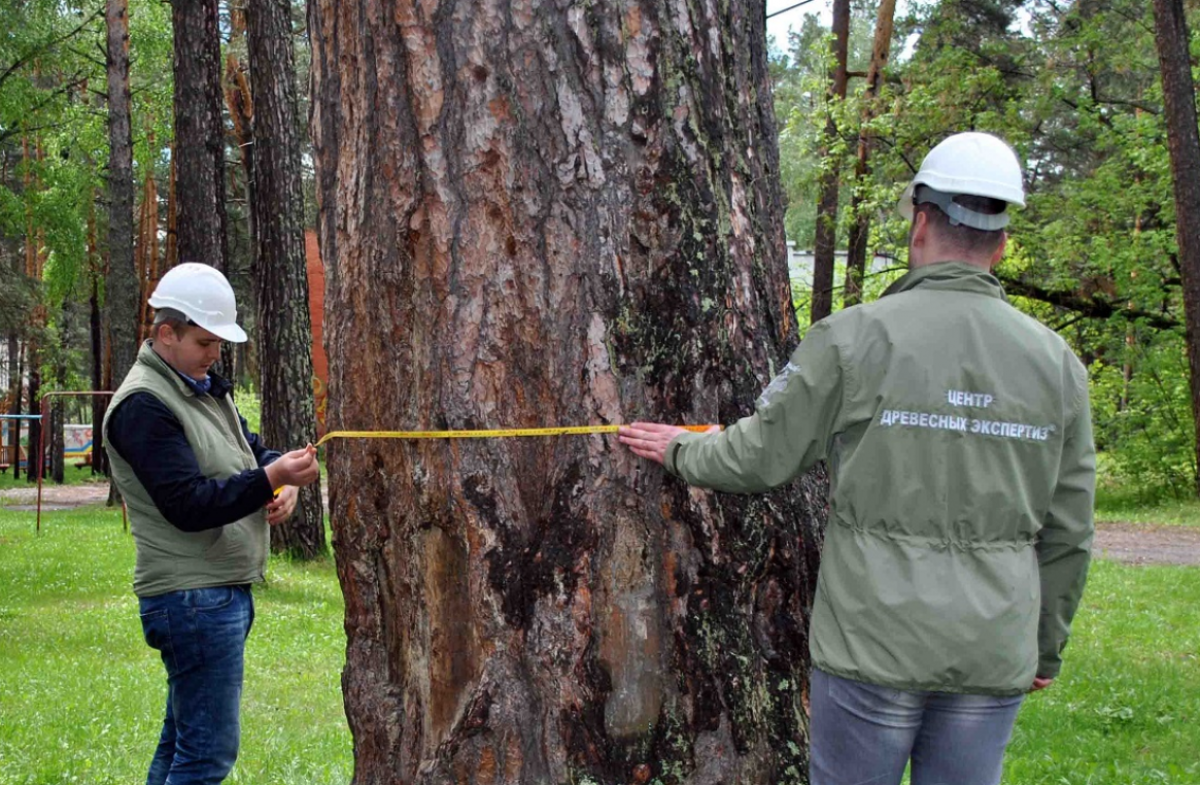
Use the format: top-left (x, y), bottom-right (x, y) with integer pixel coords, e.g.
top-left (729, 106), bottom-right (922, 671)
top-left (897, 181), bottom-right (915, 220)
top-left (207, 323), bottom-right (248, 343)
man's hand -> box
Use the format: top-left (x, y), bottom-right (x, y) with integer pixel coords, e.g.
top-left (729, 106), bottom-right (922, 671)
top-left (1030, 677), bottom-right (1054, 692)
top-left (618, 423), bottom-right (694, 465)
top-left (266, 485), bottom-right (299, 525)
top-left (265, 444), bottom-right (320, 489)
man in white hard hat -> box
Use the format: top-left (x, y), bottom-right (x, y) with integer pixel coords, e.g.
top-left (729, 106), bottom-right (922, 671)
top-left (620, 132), bottom-right (1094, 784)
top-left (103, 262), bottom-right (321, 785)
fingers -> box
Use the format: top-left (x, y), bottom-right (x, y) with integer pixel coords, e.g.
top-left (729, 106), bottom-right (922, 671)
top-left (1030, 677), bottom-right (1054, 692)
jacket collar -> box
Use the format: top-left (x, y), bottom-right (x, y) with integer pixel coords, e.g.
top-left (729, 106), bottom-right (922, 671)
top-left (138, 340), bottom-right (233, 399)
top-left (881, 261), bottom-right (1008, 302)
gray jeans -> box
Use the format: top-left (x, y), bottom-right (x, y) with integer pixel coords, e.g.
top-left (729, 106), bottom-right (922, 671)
top-left (809, 668), bottom-right (1025, 785)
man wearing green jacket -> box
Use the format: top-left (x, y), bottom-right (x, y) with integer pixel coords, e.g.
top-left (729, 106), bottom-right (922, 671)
top-left (619, 132), bottom-right (1094, 785)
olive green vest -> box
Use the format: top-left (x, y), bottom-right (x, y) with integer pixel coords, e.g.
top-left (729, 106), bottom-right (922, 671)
top-left (103, 342), bottom-right (268, 597)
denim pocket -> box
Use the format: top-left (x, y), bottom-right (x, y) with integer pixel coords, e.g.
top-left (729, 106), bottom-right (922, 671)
top-left (139, 608), bottom-right (171, 652)
top-left (183, 585), bottom-right (237, 612)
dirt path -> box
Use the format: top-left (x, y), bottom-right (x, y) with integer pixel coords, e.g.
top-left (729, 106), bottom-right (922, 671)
top-left (0, 482), bottom-right (111, 511)
top-left (1092, 522), bottom-right (1200, 566)
top-left (4, 483), bottom-right (1199, 565)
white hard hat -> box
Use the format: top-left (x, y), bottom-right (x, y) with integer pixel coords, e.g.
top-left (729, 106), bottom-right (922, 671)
top-left (148, 262), bottom-right (248, 343)
top-left (898, 132), bottom-right (1025, 230)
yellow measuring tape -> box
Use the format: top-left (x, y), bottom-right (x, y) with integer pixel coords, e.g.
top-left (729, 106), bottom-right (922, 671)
top-left (314, 424), bottom-right (716, 447)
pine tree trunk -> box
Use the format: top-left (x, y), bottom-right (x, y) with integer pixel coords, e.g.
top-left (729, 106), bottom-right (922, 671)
top-left (106, 0), bottom-right (138, 390)
top-left (844, 0), bottom-right (896, 308)
top-left (171, 0), bottom-right (233, 374)
top-left (1152, 0), bottom-right (1200, 497)
top-left (810, 0), bottom-right (850, 324)
top-left (246, 0), bottom-right (325, 558)
top-left (311, 2), bottom-right (827, 782)
top-left (6, 335), bottom-right (18, 479)
top-left (90, 266), bottom-right (107, 476)
top-left (27, 359), bottom-right (39, 484)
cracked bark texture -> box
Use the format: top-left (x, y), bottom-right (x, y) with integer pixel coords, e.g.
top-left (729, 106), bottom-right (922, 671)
top-left (310, 1), bottom-right (827, 783)
top-left (246, 0), bottom-right (325, 557)
top-left (171, 0), bottom-right (233, 372)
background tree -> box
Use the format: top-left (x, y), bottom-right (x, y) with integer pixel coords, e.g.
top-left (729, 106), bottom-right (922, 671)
top-left (1152, 0), bottom-right (1200, 494)
top-left (843, 0), bottom-right (896, 308)
top-left (106, 0), bottom-right (137, 393)
top-left (311, 0), bottom-right (826, 781)
top-left (246, 0), bottom-right (323, 558)
top-left (810, 0), bottom-right (850, 323)
top-left (170, 0), bottom-right (232, 374)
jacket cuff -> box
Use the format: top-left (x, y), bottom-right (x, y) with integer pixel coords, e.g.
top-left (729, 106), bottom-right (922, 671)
top-left (663, 432), bottom-right (703, 477)
top-left (250, 467), bottom-right (276, 502)
top-left (1036, 656), bottom-right (1062, 680)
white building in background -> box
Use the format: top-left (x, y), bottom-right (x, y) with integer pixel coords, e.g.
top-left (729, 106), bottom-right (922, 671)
top-left (786, 241), bottom-right (898, 289)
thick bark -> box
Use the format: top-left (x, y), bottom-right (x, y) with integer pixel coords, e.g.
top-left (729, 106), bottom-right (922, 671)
top-left (311, 1), bottom-right (827, 783)
top-left (810, 0), bottom-right (850, 323)
top-left (106, 0), bottom-right (138, 390)
top-left (246, 0), bottom-right (324, 558)
top-left (1152, 0), bottom-right (1200, 496)
top-left (844, 0), bottom-right (896, 308)
top-left (171, 0), bottom-right (234, 374)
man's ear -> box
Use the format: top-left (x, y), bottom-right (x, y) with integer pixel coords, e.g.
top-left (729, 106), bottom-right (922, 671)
top-left (988, 232), bottom-right (1009, 271)
top-left (910, 210), bottom-right (929, 253)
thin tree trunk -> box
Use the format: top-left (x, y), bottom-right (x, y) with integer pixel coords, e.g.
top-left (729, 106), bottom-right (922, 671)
top-left (12, 342), bottom-right (22, 481)
top-left (246, 0), bottom-right (324, 559)
top-left (1152, 0), bottom-right (1200, 496)
top-left (172, 0), bottom-right (233, 375)
top-left (311, 1), bottom-right (827, 781)
top-left (6, 335), bottom-right (18, 480)
top-left (106, 0), bottom-right (138, 392)
top-left (51, 296), bottom-right (73, 484)
top-left (27, 355), bottom-right (39, 484)
top-left (91, 263), bottom-right (107, 475)
top-left (844, 0), bottom-right (896, 308)
top-left (810, 0), bottom-right (851, 324)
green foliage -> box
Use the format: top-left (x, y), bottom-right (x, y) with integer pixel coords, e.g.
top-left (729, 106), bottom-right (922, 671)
top-left (235, 384), bottom-right (263, 435)
top-left (1091, 333), bottom-right (1196, 497)
top-left (773, 0), bottom-right (1200, 500)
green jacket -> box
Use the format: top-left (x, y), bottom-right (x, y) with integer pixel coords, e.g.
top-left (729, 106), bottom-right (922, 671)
top-left (666, 262), bottom-right (1095, 696)
top-left (103, 342), bottom-right (269, 598)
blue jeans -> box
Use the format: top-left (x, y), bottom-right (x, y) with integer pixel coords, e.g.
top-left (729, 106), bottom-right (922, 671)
top-left (810, 668), bottom-right (1024, 785)
top-left (138, 585), bottom-right (255, 785)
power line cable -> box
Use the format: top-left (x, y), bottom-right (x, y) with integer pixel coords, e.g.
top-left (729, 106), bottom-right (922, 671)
top-left (766, 0), bottom-right (819, 20)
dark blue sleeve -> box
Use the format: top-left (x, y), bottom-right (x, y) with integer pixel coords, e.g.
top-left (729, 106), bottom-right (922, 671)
top-left (106, 393), bottom-right (275, 533)
top-left (239, 414), bottom-right (282, 468)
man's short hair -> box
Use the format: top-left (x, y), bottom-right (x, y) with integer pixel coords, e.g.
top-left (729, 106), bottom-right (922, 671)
top-left (153, 307), bottom-right (192, 339)
top-left (915, 186), bottom-right (1007, 258)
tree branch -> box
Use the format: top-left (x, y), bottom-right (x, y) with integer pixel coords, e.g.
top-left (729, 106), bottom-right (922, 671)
top-left (998, 274), bottom-right (1180, 331)
top-left (0, 5), bottom-right (104, 91)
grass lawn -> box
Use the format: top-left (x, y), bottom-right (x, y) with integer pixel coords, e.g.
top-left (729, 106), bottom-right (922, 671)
top-left (0, 504), bottom-right (351, 784)
top-left (1095, 486), bottom-right (1200, 528)
top-left (1, 503), bottom-right (1197, 784)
